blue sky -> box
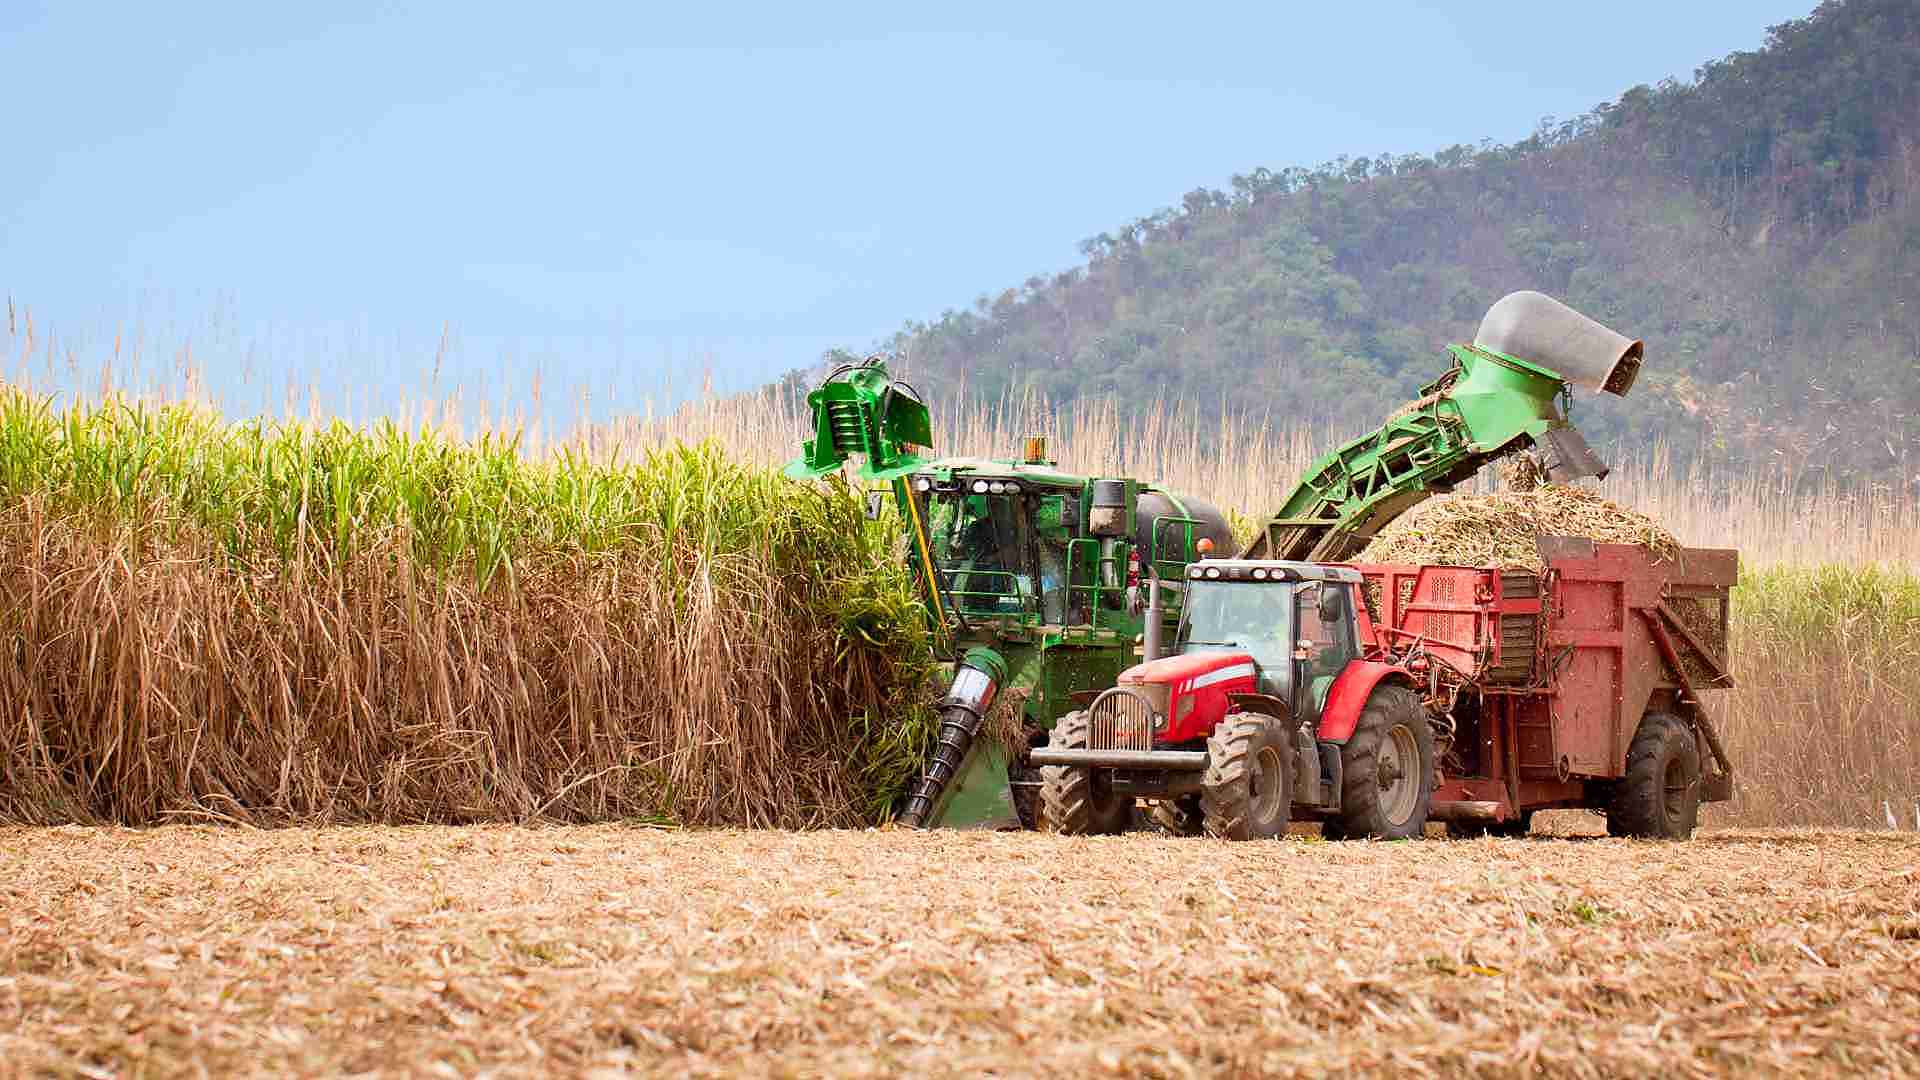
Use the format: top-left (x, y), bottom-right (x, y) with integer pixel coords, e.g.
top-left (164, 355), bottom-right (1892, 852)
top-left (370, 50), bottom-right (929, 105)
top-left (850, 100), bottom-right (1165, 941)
top-left (2, 1), bottom-right (1814, 424)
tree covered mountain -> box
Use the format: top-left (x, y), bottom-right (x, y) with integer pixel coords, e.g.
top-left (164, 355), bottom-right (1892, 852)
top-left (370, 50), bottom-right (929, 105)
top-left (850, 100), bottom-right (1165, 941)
top-left (856, 0), bottom-right (1919, 478)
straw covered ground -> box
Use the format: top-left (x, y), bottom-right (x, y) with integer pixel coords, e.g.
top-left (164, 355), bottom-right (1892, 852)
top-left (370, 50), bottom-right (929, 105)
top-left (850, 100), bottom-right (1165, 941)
top-left (3, 826), bottom-right (1916, 1077)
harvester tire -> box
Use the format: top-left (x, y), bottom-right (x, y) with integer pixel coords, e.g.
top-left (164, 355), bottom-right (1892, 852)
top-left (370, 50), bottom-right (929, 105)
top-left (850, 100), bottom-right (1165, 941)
top-left (1327, 684), bottom-right (1434, 840)
top-left (1201, 712), bottom-right (1294, 841)
top-left (1038, 711), bottom-right (1132, 835)
top-left (1607, 712), bottom-right (1700, 840)
top-left (1150, 796), bottom-right (1204, 837)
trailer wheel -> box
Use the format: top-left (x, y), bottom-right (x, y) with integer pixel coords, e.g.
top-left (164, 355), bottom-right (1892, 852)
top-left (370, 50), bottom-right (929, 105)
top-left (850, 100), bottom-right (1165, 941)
top-left (1038, 711), bottom-right (1132, 835)
top-left (1607, 712), bottom-right (1700, 840)
top-left (1201, 712), bottom-right (1294, 841)
top-left (1150, 797), bottom-right (1204, 837)
top-left (1328, 684), bottom-right (1434, 840)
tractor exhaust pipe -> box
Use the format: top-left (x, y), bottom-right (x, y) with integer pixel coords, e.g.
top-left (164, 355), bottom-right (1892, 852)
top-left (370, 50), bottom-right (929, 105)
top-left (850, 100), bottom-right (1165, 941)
top-left (1474, 291), bottom-right (1642, 398)
top-left (1141, 574), bottom-right (1164, 663)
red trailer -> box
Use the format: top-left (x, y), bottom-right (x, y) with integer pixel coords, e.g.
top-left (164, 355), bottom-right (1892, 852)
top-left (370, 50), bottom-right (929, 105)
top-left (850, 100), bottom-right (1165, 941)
top-left (1353, 539), bottom-right (1737, 837)
top-left (1031, 539), bottom-right (1737, 840)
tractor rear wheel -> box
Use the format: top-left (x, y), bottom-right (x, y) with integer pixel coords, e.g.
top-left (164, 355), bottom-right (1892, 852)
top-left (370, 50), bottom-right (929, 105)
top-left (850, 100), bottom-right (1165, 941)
top-left (1327, 684), bottom-right (1434, 840)
top-left (1607, 712), bottom-right (1700, 839)
top-left (1201, 712), bottom-right (1294, 841)
top-left (1038, 710), bottom-right (1132, 835)
top-left (1150, 796), bottom-right (1204, 837)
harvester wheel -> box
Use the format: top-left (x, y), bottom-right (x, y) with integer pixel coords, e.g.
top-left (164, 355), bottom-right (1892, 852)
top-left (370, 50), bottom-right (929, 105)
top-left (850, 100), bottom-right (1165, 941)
top-left (1200, 712), bottom-right (1294, 841)
top-left (1150, 796), bottom-right (1204, 837)
top-left (1328, 685), bottom-right (1434, 840)
top-left (1607, 712), bottom-right (1700, 840)
top-left (1038, 711), bottom-right (1132, 835)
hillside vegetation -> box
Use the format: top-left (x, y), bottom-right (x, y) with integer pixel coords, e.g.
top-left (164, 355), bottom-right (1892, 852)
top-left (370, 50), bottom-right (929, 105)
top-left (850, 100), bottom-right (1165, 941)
top-left (876, 0), bottom-right (1920, 477)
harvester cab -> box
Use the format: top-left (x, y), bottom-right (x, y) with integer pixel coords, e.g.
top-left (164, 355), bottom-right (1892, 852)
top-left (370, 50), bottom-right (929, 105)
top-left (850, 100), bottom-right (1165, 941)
top-left (784, 356), bottom-right (1236, 831)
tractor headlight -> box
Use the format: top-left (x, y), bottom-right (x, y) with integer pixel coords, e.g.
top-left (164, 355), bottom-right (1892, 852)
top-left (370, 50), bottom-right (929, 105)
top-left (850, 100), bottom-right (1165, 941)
top-left (971, 480), bottom-right (990, 494)
top-left (1251, 567), bottom-right (1267, 580)
top-left (1204, 566), bottom-right (1221, 579)
top-left (913, 476), bottom-right (933, 493)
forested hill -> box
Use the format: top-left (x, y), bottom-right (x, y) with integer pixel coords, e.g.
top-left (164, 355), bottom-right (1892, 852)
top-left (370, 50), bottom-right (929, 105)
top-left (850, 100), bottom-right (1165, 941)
top-left (860, 0), bottom-right (1920, 476)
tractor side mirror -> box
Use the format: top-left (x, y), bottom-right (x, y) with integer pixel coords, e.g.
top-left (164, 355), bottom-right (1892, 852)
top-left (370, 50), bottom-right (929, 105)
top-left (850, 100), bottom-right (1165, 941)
top-left (1318, 585), bottom-right (1344, 624)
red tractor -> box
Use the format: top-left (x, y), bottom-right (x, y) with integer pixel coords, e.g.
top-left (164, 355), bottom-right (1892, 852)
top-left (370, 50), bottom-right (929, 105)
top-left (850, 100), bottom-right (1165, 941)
top-left (1031, 541), bottom-right (1735, 840)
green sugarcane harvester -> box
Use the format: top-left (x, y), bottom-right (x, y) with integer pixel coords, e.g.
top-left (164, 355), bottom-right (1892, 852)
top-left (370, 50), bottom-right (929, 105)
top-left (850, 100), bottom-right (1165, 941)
top-left (786, 291), bottom-right (1644, 829)
top-left (786, 359), bottom-right (1237, 828)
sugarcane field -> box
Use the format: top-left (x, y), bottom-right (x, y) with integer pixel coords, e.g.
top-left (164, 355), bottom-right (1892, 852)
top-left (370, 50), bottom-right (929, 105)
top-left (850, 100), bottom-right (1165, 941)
top-left (6, 2), bottom-right (1920, 1077)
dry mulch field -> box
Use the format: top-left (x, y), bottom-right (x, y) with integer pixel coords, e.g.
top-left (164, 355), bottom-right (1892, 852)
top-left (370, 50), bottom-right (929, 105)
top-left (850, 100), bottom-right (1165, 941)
top-left (2, 826), bottom-right (1916, 1078)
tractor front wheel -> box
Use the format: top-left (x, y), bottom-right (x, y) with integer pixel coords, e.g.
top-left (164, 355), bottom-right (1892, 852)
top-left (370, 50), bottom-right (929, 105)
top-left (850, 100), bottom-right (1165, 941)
top-left (1201, 711), bottom-right (1294, 841)
top-left (1328, 684), bottom-right (1434, 840)
top-left (1607, 712), bottom-right (1701, 839)
top-left (1039, 711), bottom-right (1132, 835)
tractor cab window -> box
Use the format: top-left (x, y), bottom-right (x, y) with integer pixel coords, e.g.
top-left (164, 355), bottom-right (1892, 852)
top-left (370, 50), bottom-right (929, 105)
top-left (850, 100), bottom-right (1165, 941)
top-left (1177, 579), bottom-right (1295, 699)
top-left (1294, 582), bottom-right (1358, 725)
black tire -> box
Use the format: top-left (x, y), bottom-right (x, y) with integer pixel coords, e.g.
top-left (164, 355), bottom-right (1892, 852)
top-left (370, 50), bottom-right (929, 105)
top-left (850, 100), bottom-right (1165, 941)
top-left (1327, 684), bottom-right (1434, 840)
top-left (1447, 810), bottom-right (1533, 839)
top-left (1201, 712), bottom-right (1294, 841)
top-left (1038, 711), bottom-right (1132, 835)
top-left (1008, 757), bottom-right (1042, 831)
top-left (1150, 796), bottom-right (1204, 836)
top-left (1607, 712), bottom-right (1701, 840)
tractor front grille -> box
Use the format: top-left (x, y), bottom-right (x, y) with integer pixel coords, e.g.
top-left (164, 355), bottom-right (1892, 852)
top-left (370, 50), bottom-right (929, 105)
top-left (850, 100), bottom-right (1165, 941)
top-left (1088, 687), bottom-right (1157, 751)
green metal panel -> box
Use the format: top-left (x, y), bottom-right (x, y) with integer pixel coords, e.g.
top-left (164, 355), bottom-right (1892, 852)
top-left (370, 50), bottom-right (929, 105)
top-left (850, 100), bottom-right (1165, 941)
top-left (784, 360), bottom-right (934, 481)
top-left (924, 740), bottom-right (1020, 829)
top-left (1241, 345), bottom-right (1582, 562)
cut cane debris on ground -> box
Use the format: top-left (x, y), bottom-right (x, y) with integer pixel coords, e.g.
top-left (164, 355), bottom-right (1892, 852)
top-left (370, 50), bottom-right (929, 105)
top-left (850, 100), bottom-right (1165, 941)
top-left (1, 826), bottom-right (1915, 1077)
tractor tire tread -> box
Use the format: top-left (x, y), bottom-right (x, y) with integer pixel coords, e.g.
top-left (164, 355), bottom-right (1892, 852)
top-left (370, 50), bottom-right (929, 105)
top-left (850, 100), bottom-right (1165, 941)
top-left (1201, 712), bottom-right (1292, 841)
top-left (1038, 711), bottom-right (1131, 836)
top-left (1326, 684), bottom-right (1434, 841)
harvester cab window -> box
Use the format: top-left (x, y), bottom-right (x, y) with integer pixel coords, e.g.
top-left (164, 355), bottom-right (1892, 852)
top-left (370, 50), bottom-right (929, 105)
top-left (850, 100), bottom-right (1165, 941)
top-left (930, 490), bottom-right (1033, 615)
top-left (1033, 495), bottom-right (1071, 625)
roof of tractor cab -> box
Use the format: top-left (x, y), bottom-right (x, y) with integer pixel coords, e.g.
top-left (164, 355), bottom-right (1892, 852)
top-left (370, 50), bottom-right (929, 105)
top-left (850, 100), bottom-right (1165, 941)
top-left (1186, 559), bottom-right (1364, 584)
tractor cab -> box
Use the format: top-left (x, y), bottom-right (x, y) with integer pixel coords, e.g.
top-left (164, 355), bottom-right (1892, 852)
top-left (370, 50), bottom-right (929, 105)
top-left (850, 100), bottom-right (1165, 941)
top-left (1127, 560), bottom-right (1366, 745)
